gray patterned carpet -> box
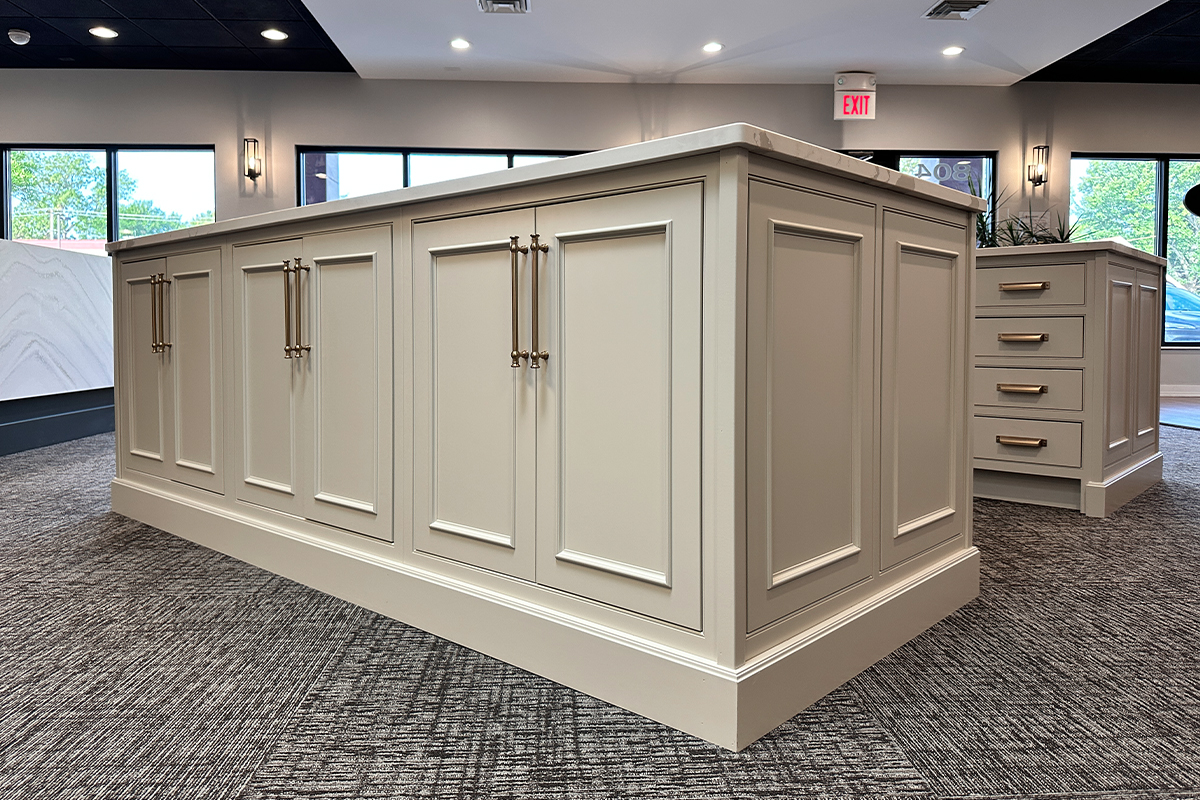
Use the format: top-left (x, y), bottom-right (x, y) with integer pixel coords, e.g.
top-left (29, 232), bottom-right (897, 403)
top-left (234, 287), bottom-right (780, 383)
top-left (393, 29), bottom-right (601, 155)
top-left (1, 431), bottom-right (1198, 799)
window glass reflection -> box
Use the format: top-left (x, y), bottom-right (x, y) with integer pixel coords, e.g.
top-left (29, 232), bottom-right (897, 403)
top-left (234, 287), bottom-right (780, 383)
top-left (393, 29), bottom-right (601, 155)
top-left (8, 149), bottom-right (108, 255)
top-left (115, 150), bottom-right (215, 240)
top-left (408, 153), bottom-right (508, 187)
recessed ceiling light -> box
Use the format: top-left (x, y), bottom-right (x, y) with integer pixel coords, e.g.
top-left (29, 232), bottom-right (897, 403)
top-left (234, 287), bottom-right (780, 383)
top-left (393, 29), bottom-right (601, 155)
top-left (702, 41), bottom-right (724, 53)
top-left (261, 28), bottom-right (288, 41)
top-left (942, 45), bottom-right (965, 56)
top-left (89, 26), bottom-right (118, 39)
top-left (8, 28), bottom-right (30, 45)
top-left (450, 38), bottom-right (471, 50)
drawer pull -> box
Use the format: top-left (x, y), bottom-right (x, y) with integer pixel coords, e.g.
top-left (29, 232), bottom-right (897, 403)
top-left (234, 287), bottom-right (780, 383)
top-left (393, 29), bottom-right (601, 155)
top-left (999, 281), bottom-right (1050, 292)
top-left (998, 332), bottom-right (1049, 342)
top-left (509, 236), bottom-right (529, 368)
top-left (996, 435), bottom-right (1047, 448)
top-left (997, 383), bottom-right (1049, 394)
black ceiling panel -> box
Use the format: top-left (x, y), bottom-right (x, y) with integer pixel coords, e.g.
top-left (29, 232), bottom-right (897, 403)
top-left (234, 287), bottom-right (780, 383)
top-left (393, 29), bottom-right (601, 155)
top-left (0, 0), bottom-right (354, 71)
top-left (1027, 0), bottom-right (1200, 83)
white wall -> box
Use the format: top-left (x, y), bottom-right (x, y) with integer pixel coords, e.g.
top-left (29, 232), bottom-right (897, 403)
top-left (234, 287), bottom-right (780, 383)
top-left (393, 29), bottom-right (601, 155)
top-left (4, 70), bottom-right (1200, 390)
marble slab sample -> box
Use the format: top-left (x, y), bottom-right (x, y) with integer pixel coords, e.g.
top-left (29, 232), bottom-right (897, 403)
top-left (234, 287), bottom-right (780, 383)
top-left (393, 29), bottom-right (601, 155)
top-left (0, 240), bottom-right (113, 401)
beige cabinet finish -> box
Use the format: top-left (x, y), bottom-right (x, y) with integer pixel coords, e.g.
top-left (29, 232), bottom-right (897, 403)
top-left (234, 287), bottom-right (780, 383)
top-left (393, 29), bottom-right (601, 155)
top-left (973, 242), bottom-right (1165, 517)
top-left (116, 248), bottom-right (223, 494)
top-left (109, 125), bottom-right (981, 751)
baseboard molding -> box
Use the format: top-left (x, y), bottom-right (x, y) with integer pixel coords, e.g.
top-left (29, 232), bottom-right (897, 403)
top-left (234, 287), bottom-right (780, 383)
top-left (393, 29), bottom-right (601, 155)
top-left (1160, 385), bottom-right (1200, 398)
top-left (0, 388), bottom-right (114, 456)
top-left (111, 477), bottom-right (979, 751)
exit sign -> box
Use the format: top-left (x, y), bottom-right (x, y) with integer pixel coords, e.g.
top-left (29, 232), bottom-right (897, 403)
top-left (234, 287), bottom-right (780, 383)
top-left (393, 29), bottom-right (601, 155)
top-left (835, 91), bottom-right (875, 120)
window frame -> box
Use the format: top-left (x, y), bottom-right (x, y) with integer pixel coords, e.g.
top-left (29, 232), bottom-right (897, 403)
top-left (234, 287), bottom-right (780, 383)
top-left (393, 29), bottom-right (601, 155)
top-left (1071, 151), bottom-right (1200, 348)
top-left (1, 143), bottom-right (216, 244)
top-left (294, 145), bottom-right (585, 207)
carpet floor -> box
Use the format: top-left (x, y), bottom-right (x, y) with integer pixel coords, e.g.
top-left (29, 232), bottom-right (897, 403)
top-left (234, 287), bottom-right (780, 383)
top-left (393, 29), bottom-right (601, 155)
top-left (1, 431), bottom-right (1198, 799)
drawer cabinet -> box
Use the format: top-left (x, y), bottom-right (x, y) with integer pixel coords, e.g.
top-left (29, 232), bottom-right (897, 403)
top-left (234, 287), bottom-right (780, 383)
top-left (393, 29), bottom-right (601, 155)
top-left (973, 242), bottom-right (1164, 517)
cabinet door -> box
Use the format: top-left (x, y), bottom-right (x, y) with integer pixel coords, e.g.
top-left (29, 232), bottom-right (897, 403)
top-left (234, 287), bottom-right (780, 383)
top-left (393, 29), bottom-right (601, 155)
top-left (119, 257), bottom-right (170, 481)
top-left (163, 249), bottom-right (223, 494)
top-left (744, 181), bottom-right (876, 631)
top-left (1105, 265), bottom-right (1136, 466)
top-left (297, 226), bottom-right (393, 541)
top-left (534, 184), bottom-right (703, 629)
top-left (412, 209), bottom-right (537, 578)
top-left (233, 238), bottom-right (303, 515)
top-left (879, 211), bottom-right (970, 570)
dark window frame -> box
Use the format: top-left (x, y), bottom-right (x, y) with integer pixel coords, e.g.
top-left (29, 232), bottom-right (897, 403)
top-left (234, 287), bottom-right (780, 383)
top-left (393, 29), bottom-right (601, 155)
top-left (295, 145), bottom-right (585, 207)
top-left (1, 143), bottom-right (216, 244)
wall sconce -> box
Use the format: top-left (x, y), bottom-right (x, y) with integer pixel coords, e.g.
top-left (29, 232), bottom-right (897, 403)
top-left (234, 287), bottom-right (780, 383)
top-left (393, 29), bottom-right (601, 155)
top-left (244, 138), bottom-right (261, 181)
top-left (1028, 145), bottom-right (1048, 187)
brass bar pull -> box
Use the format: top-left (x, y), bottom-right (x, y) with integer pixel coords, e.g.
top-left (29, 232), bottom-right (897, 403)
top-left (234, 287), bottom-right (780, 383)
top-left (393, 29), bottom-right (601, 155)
top-left (510, 236), bottom-right (529, 368)
top-left (999, 281), bottom-right (1050, 292)
top-left (998, 332), bottom-right (1049, 342)
top-left (997, 383), bottom-right (1049, 394)
top-left (150, 273), bottom-right (160, 353)
top-left (997, 435), bottom-right (1048, 448)
top-left (528, 233), bottom-right (549, 369)
top-left (157, 273), bottom-right (172, 350)
top-left (283, 260), bottom-right (294, 359)
top-left (294, 258), bottom-right (311, 357)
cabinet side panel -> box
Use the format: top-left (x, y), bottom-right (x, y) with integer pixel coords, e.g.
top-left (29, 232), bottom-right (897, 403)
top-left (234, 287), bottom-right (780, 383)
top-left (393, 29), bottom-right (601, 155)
top-left (1135, 276), bottom-right (1160, 451)
top-left (1105, 268), bottom-right (1134, 465)
top-left (170, 251), bottom-right (221, 486)
top-left (881, 211), bottom-right (968, 570)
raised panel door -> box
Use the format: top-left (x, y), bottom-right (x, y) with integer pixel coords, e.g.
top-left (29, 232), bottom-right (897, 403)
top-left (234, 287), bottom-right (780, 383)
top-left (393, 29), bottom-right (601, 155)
top-left (413, 209), bottom-right (537, 578)
top-left (298, 226), bottom-right (393, 541)
top-left (1134, 271), bottom-right (1161, 454)
top-left (233, 238), bottom-right (302, 515)
top-left (164, 249), bottom-right (223, 494)
top-left (1105, 266), bottom-right (1135, 466)
top-left (880, 211), bottom-right (969, 570)
top-left (745, 180), bottom-right (876, 631)
top-left (119, 258), bottom-right (169, 481)
top-left (534, 184), bottom-right (702, 629)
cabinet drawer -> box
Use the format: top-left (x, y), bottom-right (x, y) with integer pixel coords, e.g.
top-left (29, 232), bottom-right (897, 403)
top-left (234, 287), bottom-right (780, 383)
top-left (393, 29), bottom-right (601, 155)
top-left (973, 367), bottom-right (1084, 411)
top-left (977, 264), bottom-right (1086, 307)
top-left (975, 316), bottom-right (1083, 359)
top-left (974, 416), bottom-right (1082, 468)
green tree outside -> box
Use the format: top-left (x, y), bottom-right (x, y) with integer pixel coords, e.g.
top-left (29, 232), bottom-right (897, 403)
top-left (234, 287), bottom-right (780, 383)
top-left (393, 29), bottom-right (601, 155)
top-left (9, 150), bottom-right (212, 243)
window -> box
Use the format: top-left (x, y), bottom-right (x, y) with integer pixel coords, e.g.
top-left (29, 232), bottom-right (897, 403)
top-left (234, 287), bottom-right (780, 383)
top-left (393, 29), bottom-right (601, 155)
top-left (298, 148), bottom-right (575, 206)
top-left (898, 154), bottom-right (994, 202)
top-left (1071, 155), bottom-right (1200, 345)
top-left (2, 145), bottom-right (216, 253)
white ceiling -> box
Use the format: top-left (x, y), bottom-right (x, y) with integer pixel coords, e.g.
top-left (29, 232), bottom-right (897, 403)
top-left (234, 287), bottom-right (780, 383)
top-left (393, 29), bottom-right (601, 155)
top-left (303, 0), bottom-right (1166, 85)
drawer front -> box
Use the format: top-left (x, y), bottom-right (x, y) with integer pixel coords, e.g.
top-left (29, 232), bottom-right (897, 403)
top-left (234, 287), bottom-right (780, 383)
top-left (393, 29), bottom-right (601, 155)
top-left (973, 367), bottom-right (1084, 411)
top-left (977, 263), bottom-right (1086, 307)
top-left (974, 416), bottom-right (1082, 468)
top-left (975, 316), bottom-right (1084, 359)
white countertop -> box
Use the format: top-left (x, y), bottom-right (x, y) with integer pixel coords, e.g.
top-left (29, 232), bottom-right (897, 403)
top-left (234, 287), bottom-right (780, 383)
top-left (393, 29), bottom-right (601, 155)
top-left (978, 239), bottom-right (1167, 267)
top-left (107, 123), bottom-right (987, 254)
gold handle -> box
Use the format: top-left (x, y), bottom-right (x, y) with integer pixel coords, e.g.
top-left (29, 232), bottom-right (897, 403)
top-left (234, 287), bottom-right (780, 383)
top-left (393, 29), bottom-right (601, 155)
top-left (157, 273), bottom-right (171, 350)
top-left (996, 435), bottom-right (1048, 448)
top-left (283, 260), bottom-right (294, 359)
top-left (149, 273), bottom-right (160, 353)
top-left (997, 383), bottom-right (1049, 394)
top-left (293, 258), bottom-right (311, 358)
top-left (998, 332), bottom-right (1049, 342)
top-left (510, 236), bottom-right (529, 368)
top-left (999, 281), bottom-right (1050, 292)
top-left (529, 233), bottom-right (549, 369)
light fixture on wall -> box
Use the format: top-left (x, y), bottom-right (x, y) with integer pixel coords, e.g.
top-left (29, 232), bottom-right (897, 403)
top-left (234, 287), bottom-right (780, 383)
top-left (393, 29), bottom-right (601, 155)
top-left (1028, 144), bottom-right (1048, 187)
top-left (244, 138), bottom-right (262, 181)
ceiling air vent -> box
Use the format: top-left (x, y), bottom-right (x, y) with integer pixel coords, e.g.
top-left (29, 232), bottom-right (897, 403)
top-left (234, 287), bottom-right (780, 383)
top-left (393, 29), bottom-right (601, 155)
top-left (478, 0), bottom-right (529, 12)
top-left (924, 0), bottom-right (988, 20)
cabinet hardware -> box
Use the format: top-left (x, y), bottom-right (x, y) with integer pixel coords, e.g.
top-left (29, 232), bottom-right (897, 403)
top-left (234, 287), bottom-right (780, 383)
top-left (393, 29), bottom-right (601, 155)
top-left (150, 273), bottom-right (171, 353)
top-left (510, 236), bottom-right (530, 368)
top-left (282, 260), bottom-right (294, 358)
top-left (150, 273), bottom-right (159, 353)
top-left (997, 383), bottom-right (1049, 394)
top-left (293, 258), bottom-right (311, 358)
top-left (528, 234), bottom-right (549, 368)
top-left (996, 435), bottom-right (1047, 448)
top-left (999, 281), bottom-right (1050, 292)
top-left (998, 332), bottom-right (1049, 342)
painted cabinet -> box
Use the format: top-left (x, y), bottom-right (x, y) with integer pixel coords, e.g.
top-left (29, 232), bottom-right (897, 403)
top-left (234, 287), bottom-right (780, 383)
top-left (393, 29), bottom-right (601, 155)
top-left (232, 225), bottom-right (393, 541)
top-left (412, 185), bottom-right (702, 628)
top-left (973, 242), bottom-right (1164, 516)
top-left (117, 248), bottom-right (223, 494)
